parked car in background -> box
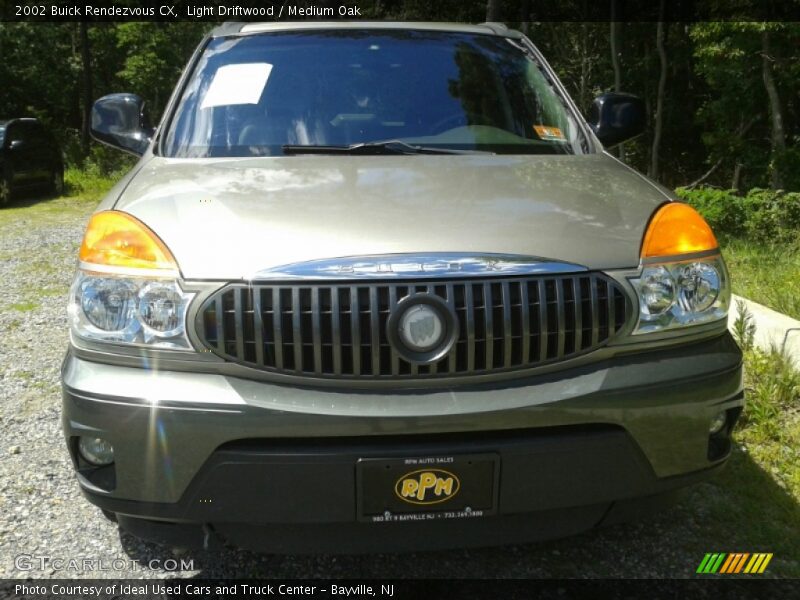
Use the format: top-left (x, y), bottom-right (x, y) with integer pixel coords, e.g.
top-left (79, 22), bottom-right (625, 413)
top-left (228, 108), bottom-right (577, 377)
top-left (62, 21), bottom-right (743, 553)
top-left (0, 118), bottom-right (64, 205)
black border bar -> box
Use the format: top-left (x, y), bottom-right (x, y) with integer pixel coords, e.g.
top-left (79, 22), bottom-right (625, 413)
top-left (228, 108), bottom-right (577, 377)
top-left (4, 0), bottom-right (800, 23)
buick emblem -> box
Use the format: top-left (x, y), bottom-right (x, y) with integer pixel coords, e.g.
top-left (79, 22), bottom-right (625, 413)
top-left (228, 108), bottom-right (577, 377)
top-left (387, 293), bottom-right (458, 364)
top-left (399, 305), bottom-right (444, 351)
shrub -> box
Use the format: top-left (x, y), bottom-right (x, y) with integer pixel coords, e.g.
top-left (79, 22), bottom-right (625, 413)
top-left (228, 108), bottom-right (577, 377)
top-left (64, 163), bottom-right (128, 196)
top-left (677, 186), bottom-right (800, 243)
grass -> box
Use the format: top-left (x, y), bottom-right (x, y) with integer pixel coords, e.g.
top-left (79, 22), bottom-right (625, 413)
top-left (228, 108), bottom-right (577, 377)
top-left (8, 301), bottom-right (40, 312)
top-left (0, 167), bottom-right (118, 227)
top-left (64, 165), bottom-right (127, 196)
top-left (721, 236), bottom-right (800, 320)
top-left (0, 169), bottom-right (118, 312)
top-left (706, 304), bottom-right (800, 574)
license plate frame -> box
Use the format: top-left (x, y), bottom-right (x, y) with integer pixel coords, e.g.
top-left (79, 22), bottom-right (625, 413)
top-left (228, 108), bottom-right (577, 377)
top-left (356, 453), bottom-right (499, 523)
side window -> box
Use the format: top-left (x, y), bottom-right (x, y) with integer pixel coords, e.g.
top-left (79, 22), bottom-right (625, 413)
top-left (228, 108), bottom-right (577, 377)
top-left (26, 123), bottom-right (46, 147)
top-left (14, 123), bottom-right (34, 146)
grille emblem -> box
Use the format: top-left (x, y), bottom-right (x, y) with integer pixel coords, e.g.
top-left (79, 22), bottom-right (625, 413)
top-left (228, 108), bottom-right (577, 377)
top-left (387, 293), bottom-right (458, 364)
top-left (399, 305), bottom-right (444, 351)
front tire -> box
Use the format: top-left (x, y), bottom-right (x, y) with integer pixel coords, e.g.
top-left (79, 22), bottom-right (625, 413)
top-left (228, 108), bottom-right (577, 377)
top-left (0, 176), bottom-right (11, 206)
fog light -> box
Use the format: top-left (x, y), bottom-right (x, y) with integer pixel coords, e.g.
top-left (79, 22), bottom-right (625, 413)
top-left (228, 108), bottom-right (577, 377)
top-left (78, 436), bottom-right (115, 466)
top-left (709, 411), bottom-right (727, 435)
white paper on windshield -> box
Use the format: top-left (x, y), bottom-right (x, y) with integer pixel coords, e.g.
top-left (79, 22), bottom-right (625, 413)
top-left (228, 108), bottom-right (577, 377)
top-left (200, 63), bottom-right (272, 109)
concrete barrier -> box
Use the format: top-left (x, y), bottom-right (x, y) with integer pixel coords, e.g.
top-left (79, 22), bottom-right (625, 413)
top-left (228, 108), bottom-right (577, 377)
top-left (728, 294), bottom-right (800, 370)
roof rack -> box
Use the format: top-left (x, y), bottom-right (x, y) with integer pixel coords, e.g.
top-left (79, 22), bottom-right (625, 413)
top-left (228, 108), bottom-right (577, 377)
top-left (1, 117), bottom-right (39, 124)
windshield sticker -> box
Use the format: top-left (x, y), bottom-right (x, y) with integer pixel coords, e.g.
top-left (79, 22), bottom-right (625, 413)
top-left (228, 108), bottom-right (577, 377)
top-left (200, 63), bottom-right (272, 109)
top-left (533, 125), bottom-right (566, 141)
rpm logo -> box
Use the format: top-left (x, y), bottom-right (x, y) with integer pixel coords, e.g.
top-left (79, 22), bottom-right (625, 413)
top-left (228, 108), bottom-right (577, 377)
top-left (395, 469), bottom-right (460, 505)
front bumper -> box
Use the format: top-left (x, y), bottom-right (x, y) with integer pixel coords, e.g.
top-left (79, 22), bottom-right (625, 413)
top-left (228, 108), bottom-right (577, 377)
top-left (61, 333), bottom-right (743, 550)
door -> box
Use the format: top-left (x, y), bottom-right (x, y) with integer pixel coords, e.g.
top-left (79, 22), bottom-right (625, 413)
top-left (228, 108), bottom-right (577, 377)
top-left (23, 122), bottom-right (51, 183)
top-left (4, 122), bottom-right (37, 187)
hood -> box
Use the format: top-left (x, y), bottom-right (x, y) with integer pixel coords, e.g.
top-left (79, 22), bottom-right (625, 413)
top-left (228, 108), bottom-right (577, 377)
top-left (115, 153), bottom-right (669, 280)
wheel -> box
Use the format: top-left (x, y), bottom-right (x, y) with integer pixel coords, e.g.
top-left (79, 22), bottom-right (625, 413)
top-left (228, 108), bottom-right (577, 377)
top-left (50, 168), bottom-right (64, 197)
top-left (0, 176), bottom-right (11, 206)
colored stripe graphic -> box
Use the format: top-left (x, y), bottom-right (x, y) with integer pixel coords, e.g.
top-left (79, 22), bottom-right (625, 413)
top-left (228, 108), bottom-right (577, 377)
top-left (696, 554), bottom-right (713, 573)
top-left (719, 554), bottom-right (736, 573)
top-left (699, 553), bottom-right (773, 574)
top-left (744, 554), bottom-right (761, 573)
top-left (710, 553), bottom-right (726, 573)
top-left (697, 553), bottom-right (727, 573)
top-left (722, 553), bottom-right (749, 573)
top-left (759, 554), bottom-right (773, 573)
top-left (735, 553), bottom-right (750, 573)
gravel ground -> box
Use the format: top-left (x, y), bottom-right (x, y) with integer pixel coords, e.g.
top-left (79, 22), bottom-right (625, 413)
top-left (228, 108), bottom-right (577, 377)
top-left (0, 193), bottom-right (795, 580)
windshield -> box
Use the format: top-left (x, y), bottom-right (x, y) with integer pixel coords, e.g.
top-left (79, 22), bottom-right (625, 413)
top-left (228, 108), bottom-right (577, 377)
top-left (163, 30), bottom-right (588, 158)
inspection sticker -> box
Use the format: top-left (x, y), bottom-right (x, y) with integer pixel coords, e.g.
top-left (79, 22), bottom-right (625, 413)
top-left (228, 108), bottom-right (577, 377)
top-left (533, 125), bottom-right (566, 141)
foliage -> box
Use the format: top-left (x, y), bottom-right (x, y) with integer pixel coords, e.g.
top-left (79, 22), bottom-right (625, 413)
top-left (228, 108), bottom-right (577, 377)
top-left (64, 162), bottom-right (131, 196)
top-left (689, 22), bottom-right (800, 191)
top-left (719, 237), bottom-right (800, 321)
top-left (738, 302), bottom-right (800, 443)
top-left (678, 187), bottom-right (800, 243)
top-left (731, 300), bottom-right (756, 352)
top-left (0, 12), bottom-right (798, 191)
top-left (678, 187), bottom-right (800, 319)
top-left (722, 334), bottom-right (800, 563)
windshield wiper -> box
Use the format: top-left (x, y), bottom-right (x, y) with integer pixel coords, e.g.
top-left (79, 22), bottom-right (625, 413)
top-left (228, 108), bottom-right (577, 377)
top-left (282, 140), bottom-right (494, 156)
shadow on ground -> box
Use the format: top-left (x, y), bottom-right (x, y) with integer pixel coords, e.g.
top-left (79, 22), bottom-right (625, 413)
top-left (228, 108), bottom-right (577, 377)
top-left (0, 186), bottom-right (62, 210)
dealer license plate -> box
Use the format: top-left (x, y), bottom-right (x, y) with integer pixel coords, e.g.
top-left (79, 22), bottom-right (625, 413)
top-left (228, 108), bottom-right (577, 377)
top-left (356, 454), bottom-right (499, 522)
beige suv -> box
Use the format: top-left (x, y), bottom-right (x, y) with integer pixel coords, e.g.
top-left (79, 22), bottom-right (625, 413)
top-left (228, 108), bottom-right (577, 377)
top-left (62, 22), bottom-right (743, 552)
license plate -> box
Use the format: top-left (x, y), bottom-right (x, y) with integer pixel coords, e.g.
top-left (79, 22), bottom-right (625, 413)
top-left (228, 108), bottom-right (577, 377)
top-left (356, 454), bottom-right (499, 522)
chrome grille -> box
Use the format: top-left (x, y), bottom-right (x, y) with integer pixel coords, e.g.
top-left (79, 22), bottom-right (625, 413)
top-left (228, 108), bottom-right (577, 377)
top-left (196, 274), bottom-right (630, 379)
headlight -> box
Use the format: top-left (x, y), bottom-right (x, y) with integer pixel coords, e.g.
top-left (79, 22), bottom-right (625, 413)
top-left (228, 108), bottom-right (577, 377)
top-left (79, 277), bottom-right (138, 331)
top-left (69, 271), bottom-right (194, 349)
top-left (637, 265), bottom-right (676, 317)
top-left (70, 210), bottom-right (194, 350)
top-left (138, 281), bottom-right (186, 337)
top-left (631, 256), bottom-right (729, 334)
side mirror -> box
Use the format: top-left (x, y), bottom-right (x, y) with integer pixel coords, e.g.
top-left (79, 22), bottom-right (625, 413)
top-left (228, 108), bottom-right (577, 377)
top-left (90, 93), bottom-right (155, 156)
top-left (587, 93), bottom-right (645, 148)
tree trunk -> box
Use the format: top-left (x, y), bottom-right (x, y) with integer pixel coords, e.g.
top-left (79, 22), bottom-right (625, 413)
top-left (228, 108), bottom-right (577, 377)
top-left (79, 22), bottom-right (92, 156)
top-left (761, 29), bottom-right (786, 190)
top-left (686, 158), bottom-right (722, 189)
top-left (650, 11), bottom-right (667, 181)
top-left (731, 162), bottom-right (743, 191)
top-left (486, 0), bottom-right (500, 21)
top-left (610, 2), bottom-right (624, 161)
top-left (578, 22), bottom-right (589, 109)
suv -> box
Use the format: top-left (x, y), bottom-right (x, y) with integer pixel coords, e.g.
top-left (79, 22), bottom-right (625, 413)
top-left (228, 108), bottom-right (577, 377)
top-left (62, 22), bottom-right (743, 553)
top-left (0, 118), bottom-right (64, 205)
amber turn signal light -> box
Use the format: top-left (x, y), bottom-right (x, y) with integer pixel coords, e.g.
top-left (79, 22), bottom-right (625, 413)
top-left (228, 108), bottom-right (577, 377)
top-left (641, 203), bottom-right (718, 259)
top-left (79, 211), bottom-right (177, 271)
